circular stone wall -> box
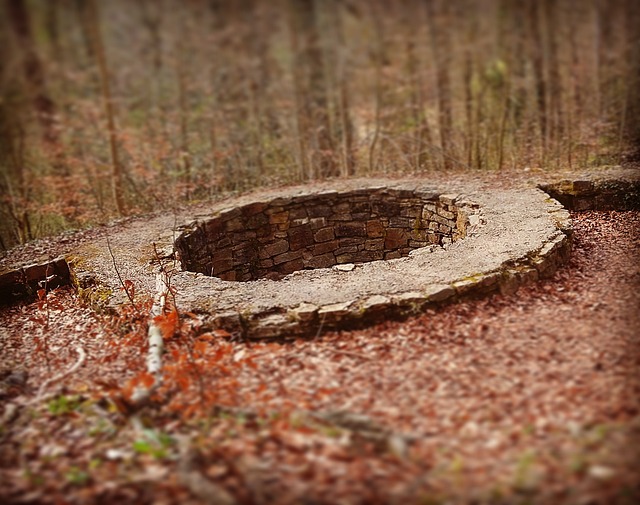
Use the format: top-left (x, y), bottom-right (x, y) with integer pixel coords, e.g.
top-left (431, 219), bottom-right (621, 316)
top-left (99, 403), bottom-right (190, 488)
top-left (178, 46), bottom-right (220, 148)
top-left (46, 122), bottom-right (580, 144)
top-left (175, 188), bottom-right (467, 282)
top-left (167, 179), bottom-right (574, 339)
top-left (4, 172), bottom-right (638, 336)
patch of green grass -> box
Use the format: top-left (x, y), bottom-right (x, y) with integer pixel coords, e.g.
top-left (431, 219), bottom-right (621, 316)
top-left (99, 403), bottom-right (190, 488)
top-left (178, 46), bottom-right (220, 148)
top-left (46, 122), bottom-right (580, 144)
top-left (132, 439), bottom-right (168, 460)
top-left (132, 429), bottom-right (175, 460)
top-left (321, 425), bottom-right (342, 438)
top-left (48, 395), bottom-right (84, 416)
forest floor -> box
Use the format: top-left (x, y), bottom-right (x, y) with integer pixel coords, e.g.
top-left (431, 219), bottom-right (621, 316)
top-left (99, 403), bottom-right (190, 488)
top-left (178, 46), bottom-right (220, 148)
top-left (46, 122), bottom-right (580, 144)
top-left (0, 188), bottom-right (639, 502)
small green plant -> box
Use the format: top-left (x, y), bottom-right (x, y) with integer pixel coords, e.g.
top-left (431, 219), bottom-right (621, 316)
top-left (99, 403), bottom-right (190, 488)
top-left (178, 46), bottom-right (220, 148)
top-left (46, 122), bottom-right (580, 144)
top-left (48, 395), bottom-right (83, 416)
top-left (132, 429), bottom-right (174, 460)
top-left (132, 439), bottom-right (167, 459)
top-left (585, 424), bottom-right (609, 447)
top-left (24, 469), bottom-right (45, 487)
top-left (65, 466), bottom-right (90, 486)
top-left (569, 453), bottom-right (588, 475)
top-left (321, 425), bottom-right (342, 438)
top-left (513, 450), bottom-right (538, 493)
top-left (449, 454), bottom-right (464, 473)
top-left (88, 417), bottom-right (116, 437)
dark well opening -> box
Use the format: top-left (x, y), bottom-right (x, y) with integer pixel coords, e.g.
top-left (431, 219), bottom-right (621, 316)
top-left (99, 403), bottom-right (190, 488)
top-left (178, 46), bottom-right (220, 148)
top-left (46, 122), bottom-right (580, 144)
top-left (175, 188), bottom-right (465, 282)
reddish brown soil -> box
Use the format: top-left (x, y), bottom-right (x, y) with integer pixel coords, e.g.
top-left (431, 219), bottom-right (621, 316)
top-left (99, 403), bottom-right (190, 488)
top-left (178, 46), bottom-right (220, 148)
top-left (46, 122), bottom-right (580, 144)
top-left (1, 210), bottom-right (639, 504)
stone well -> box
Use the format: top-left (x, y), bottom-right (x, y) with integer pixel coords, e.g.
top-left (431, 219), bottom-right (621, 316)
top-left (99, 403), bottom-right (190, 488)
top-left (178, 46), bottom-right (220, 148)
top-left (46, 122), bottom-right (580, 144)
top-left (174, 188), bottom-right (472, 282)
top-left (14, 169), bottom-right (629, 337)
top-left (166, 179), bottom-right (574, 338)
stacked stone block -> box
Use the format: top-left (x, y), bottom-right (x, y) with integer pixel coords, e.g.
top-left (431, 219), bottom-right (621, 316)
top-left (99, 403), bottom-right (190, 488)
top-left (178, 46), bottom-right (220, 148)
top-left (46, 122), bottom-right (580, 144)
top-left (539, 178), bottom-right (640, 211)
top-left (175, 188), bottom-right (465, 282)
top-left (0, 257), bottom-right (70, 305)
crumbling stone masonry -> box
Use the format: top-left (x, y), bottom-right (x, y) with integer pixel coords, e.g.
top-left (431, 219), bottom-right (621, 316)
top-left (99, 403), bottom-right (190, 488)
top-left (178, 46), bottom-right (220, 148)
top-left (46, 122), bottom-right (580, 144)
top-left (0, 257), bottom-right (70, 305)
top-left (539, 178), bottom-right (640, 211)
top-left (175, 188), bottom-right (474, 282)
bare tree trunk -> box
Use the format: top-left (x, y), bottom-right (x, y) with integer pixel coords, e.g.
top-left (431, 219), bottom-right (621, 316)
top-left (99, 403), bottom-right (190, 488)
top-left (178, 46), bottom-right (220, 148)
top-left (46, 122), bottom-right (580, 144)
top-left (84, 0), bottom-right (127, 215)
top-left (595, 0), bottom-right (614, 120)
top-left (177, 62), bottom-right (191, 198)
top-left (425, 0), bottom-right (453, 170)
top-left (288, 0), bottom-right (336, 179)
top-left (288, 2), bottom-right (310, 181)
top-left (246, 1), bottom-right (267, 180)
top-left (528, 0), bottom-right (547, 164)
top-left (45, 0), bottom-right (62, 63)
top-left (367, 1), bottom-right (384, 173)
top-left (460, 0), bottom-right (477, 170)
top-left (75, 0), bottom-right (94, 60)
top-left (406, 4), bottom-right (432, 171)
top-left (495, 0), bottom-right (514, 171)
top-left (177, 8), bottom-right (191, 199)
top-left (567, 1), bottom-right (584, 168)
top-left (6, 0), bottom-right (64, 173)
top-left (331, 0), bottom-right (355, 176)
top-left (496, 78), bottom-right (511, 171)
top-left (139, 0), bottom-right (164, 136)
top-left (0, 84), bottom-right (32, 244)
top-left (543, 0), bottom-right (562, 152)
top-left (623, 0), bottom-right (640, 154)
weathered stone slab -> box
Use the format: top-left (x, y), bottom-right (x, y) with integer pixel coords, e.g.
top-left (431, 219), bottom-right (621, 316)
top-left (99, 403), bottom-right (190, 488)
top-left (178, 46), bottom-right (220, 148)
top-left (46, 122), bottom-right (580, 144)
top-left (259, 240), bottom-right (289, 259)
top-left (314, 227), bottom-right (335, 243)
top-left (336, 252), bottom-right (357, 262)
top-left (289, 302), bottom-right (319, 322)
top-left (425, 284), bottom-right (456, 303)
top-left (318, 301), bottom-right (355, 326)
top-left (1, 257), bottom-right (71, 305)
top-left (384, 229), bottom-right (408, 249)
top-left (304, 253), bottom-right (336, 269)
top-left (269, 211), bottom-right (290, 224)
top-left (273, 250), bottom-right (303, 265)
top-left (288, 224), bottom-right (314, 251)
top-left (313, 240), bottom-right (339, 256)
top-left (361, 294), bottom-right (390, 311)
top-left (335, 222), bottom-right (366, 238)
top-left (366, 220), bottom-right (385, 238)
top-left (277, 259), bottom-right (304, 275)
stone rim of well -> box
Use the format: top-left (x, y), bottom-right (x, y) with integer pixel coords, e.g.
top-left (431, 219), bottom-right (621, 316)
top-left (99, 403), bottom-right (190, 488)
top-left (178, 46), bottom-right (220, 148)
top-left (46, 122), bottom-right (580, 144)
top-left (164, 179), bottom-right (573, 339)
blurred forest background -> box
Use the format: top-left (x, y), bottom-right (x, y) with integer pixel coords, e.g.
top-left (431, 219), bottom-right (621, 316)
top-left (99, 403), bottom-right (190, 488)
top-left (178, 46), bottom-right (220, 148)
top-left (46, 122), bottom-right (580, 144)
top-left (1, 0), bottom-right (638, 250)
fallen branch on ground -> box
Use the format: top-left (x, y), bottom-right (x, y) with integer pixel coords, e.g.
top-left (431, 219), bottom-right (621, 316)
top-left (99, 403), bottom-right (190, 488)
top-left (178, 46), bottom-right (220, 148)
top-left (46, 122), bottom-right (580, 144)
top-left (130, 271), bottom-right (169, 405)
top-left (31, 345), bottom-right (86, 402)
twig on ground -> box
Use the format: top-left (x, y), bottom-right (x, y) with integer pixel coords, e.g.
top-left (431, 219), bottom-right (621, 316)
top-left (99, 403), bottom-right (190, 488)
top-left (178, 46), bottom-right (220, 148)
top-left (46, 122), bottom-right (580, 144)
top-left (176, 435), bottom-right (237, 505)
top-left (32, 345), bottom-right (87, 401)
top-left (105, 233), bottom-right (135, 305)
top-left (130, 271), bottom-right (169, 405)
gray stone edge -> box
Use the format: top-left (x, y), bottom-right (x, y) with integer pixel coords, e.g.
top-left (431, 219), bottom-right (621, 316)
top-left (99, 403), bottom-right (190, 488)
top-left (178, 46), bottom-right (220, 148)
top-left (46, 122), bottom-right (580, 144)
top-left (207, 221), bottom-right (573, 339)
top-left (538, 173), bottom-right (640, 211)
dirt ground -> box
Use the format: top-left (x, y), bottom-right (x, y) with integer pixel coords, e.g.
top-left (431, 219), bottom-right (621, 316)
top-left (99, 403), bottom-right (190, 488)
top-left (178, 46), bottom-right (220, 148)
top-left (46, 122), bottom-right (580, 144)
top-left (0, 207), bottom-right (639, 503)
